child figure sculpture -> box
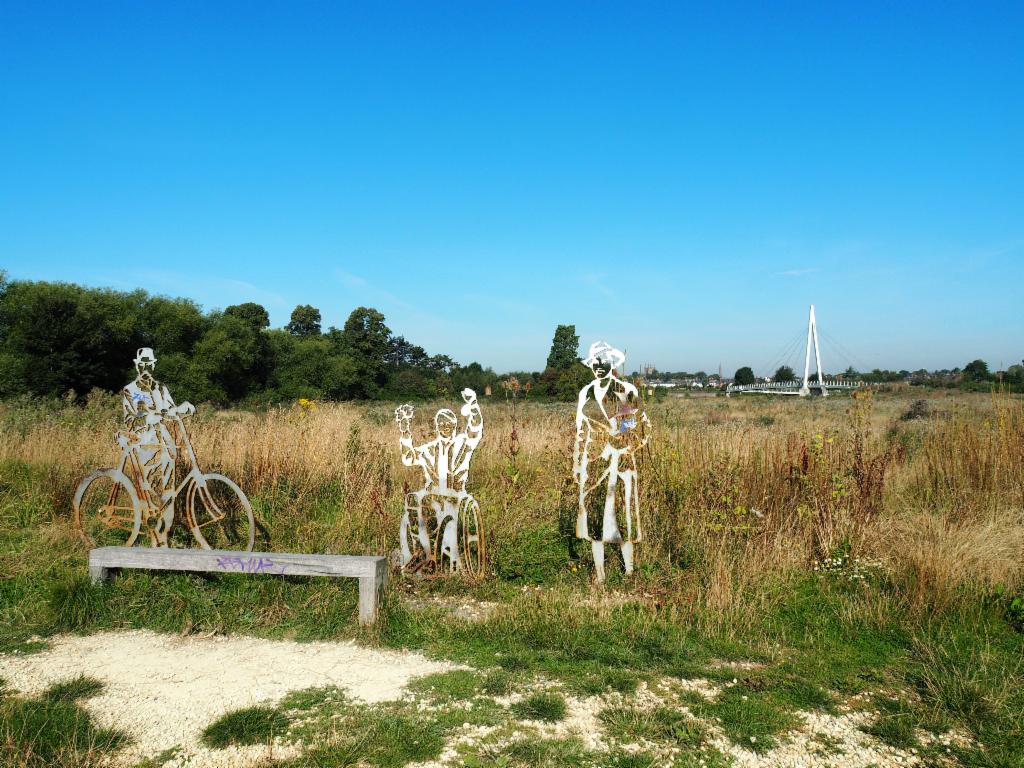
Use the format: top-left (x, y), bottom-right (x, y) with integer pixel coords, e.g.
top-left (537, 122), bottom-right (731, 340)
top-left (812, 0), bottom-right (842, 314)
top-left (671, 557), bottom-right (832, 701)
top-left (395, 389), bottom-right (485, 575)
top-left (573, 341), bottom-right (651, 582)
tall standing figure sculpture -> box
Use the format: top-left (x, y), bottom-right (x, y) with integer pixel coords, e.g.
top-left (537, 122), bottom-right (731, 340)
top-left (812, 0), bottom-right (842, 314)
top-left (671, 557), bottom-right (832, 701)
top-left (574, 341), bottom-right (651, 583)
top-left (73, 347), bottom-right (256, 550)
top-left (395, 388), bottom-right (485, 576)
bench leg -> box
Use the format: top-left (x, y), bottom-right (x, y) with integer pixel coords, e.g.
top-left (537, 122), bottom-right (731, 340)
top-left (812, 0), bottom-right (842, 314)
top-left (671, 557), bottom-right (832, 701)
top-left (89, 565), bottom-right (110, 585)
top-left (358, 575), bottom-right (381, 626)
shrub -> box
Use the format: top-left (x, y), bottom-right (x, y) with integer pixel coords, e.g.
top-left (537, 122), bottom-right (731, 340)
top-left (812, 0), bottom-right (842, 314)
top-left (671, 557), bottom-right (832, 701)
top-left (900, 399), bottom-right (931, 421)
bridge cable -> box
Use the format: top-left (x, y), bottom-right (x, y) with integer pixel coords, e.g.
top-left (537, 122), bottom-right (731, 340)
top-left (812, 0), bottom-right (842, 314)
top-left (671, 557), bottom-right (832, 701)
top-left (819, 330), bottom-right (871, 376)
top-left (759, 329), bottom-right (806, 379)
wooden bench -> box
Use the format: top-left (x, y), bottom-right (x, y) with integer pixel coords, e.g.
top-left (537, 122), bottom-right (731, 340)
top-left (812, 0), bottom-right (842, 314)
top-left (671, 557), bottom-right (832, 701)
top-left (89, 547), bottom-right (388, 625)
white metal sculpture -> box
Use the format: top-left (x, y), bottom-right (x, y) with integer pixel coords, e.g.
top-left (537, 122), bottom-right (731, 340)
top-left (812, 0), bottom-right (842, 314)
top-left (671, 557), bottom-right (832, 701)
top-left (73, 347), bottom-right (256, 550)
top-left (574, 341), bottom-right (650, 583)
top-left (395, 388), bottom-right (485, 576)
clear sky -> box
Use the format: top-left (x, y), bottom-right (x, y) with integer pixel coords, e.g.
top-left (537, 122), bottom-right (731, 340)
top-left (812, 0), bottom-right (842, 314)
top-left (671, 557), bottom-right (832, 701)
top-left (2, 2), bottom-right (1021, 375)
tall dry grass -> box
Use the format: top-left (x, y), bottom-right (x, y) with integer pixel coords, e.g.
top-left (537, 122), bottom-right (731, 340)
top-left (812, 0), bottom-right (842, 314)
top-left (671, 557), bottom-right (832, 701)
top-left (1, 388), bottom-right (1022, 626)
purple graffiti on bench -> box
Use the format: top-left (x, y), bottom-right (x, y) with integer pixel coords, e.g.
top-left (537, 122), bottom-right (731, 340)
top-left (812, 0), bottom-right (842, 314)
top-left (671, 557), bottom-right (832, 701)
top-left (215, 555), bottom-right (287, 575)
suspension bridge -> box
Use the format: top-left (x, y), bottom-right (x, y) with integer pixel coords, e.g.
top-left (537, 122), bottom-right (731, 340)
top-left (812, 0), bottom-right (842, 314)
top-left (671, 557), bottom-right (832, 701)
top-left (726, 305), bottom-right (865, 397)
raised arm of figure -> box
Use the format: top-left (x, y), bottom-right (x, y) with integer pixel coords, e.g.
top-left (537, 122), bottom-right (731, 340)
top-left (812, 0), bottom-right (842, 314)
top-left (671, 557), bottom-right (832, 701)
top-left (634, 410), bottom-right (652, 450)
top-left (395, 404), bottom-right (418, 467)
top-left (460, 388), bottom-right (483, 450)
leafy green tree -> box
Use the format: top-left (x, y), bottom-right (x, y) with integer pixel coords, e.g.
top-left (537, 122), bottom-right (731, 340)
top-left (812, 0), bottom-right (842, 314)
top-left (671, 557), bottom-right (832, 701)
top-left (734, 366), bottom-right (755, 386)
top-left (265, 330), bottom-right (338, 399)
top-left (0, 281), bottom-right (146, 397)
top-left (386, 336), bottom-right (429, 369)
top-left (773, 365), bottom-right (796, 382)
top-left (387, 368), bottom-right (439, 399)
top-left (181, 313), bottom-right (265, 403)
top-left (1006, 363), bottom-right (1024, 386)
top-left (555, 363), bottom-right (592, 401)
top-left (426, 354), bottom-right (456, 374)
top-left (225, 302), bottom-right (270, 330)
top-left (545, 324), bottom-right (580, 370)
top-left (285, 304), bottom-right (322, 338)
top-left (451, 361), bottom-right (499, 394)
top-left (146, 296), bottom-right (210, 353)
top-left (339, 307), bottom-right (391, 399)
top-left (963, 359), bottom-right (990, 381)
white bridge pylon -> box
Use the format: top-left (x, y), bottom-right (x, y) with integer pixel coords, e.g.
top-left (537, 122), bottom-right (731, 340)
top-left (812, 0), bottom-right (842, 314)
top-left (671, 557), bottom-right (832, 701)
top-left (799, 304), bottom-right (826, 397)
top-left (727, 304), bottom-right (862, 397)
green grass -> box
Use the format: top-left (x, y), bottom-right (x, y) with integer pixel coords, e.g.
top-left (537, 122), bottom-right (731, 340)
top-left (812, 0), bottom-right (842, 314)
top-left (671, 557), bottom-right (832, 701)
top-left (481, 669), bottom-right (515, 696)
top-left (407, 669), bottom-right (483, 702)
top-left (273, 684), bottom-right (511, 767)
top-left (599, 704), bottom-right (706, 747)
top-left (291, 712), bottom-right (445, 768)
top-left (463, 736), bottom-right (729, 768)
top-left (491, 524), bottom-right (572, 584)
top-left (130, 746), bottom-right (182, 768)
top-left (572, 667), bottom-right (640, 696)
top-left (46, 574), bottom-right (108, 632)
top-left (685, 685), bottom-right (799, 752)
top-left (201, 705), bottom-right (290, 748)
top-left (0, 678), bottom-right (127, 767)
top-left (0, 636), bottom-right (49, 656)
top-left (487, 741), bottom-right (593, 768)
top-left (511, 691), bottom-right (567, 722)
top-left (41, 675), bottom-right (105, 704)
top-left (861, 696), bottom-right (920, 750)
top-left (281, 693), bottom-right (448, 768)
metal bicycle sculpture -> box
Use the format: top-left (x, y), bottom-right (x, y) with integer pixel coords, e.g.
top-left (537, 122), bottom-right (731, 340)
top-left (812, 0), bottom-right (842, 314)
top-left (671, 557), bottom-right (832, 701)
top-left (73, 348), bottom-right (255, 551)
top-left (573, 341), bottom-right (651, 583)
top-left (395, 388), bottom-right (485, 577)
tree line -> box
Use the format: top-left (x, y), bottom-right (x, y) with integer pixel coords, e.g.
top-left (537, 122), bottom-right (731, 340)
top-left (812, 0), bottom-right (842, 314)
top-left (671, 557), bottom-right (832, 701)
top-left (0, 274), bottom-right (594, 404)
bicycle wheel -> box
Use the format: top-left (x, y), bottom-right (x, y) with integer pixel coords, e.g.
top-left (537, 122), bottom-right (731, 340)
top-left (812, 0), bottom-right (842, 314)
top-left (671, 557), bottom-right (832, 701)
top-left (186, 473), bottom-right (255, 551)
top-left (434, 514), bottom-right (459, 573)
top-left (73, 469), bottom-right (143, 548)
top-left (459, 496), bottom-right (486, 579)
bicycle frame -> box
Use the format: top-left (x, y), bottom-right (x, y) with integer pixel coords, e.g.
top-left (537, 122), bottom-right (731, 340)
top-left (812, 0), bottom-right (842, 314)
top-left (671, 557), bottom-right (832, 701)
top-left (117, 412), bottom-right (209, 517)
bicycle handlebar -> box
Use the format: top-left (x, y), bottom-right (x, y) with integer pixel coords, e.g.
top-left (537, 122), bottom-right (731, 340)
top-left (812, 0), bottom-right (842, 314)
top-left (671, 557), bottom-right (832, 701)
top-left (118, 408), bottom-right (201, 474)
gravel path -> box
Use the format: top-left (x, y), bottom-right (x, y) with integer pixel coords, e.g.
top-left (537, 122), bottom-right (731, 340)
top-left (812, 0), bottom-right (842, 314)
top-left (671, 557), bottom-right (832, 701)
top-left (0, 630), bottom-right (454, 767)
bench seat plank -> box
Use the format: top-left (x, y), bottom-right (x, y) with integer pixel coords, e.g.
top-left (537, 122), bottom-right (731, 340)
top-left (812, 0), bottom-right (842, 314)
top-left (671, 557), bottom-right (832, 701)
top-left (88, 546), bottom-right (387, 625)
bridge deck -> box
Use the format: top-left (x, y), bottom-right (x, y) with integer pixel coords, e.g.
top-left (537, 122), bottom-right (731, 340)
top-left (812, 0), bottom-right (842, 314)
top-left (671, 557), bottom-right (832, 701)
top-left (726, 380), bottom-right (863, 395)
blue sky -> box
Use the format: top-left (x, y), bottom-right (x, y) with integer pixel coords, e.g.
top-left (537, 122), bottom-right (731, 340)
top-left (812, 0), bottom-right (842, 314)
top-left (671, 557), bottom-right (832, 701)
top-left (1, 2), bottom-right (1021, 374)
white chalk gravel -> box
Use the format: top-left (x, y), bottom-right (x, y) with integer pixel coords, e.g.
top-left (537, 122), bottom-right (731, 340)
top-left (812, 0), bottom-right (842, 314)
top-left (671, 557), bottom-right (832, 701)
top-left (0, 629), bottom-right (455, 767)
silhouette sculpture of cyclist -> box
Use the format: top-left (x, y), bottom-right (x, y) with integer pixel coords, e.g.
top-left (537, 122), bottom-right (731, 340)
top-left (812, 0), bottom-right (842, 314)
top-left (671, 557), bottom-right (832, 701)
top-left (117, 347), bottom-right (195, 546)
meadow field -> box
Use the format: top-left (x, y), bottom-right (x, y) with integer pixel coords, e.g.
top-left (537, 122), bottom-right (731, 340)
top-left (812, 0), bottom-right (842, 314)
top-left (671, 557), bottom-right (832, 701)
top-left (1, 389), bottom-right (1022, 767)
